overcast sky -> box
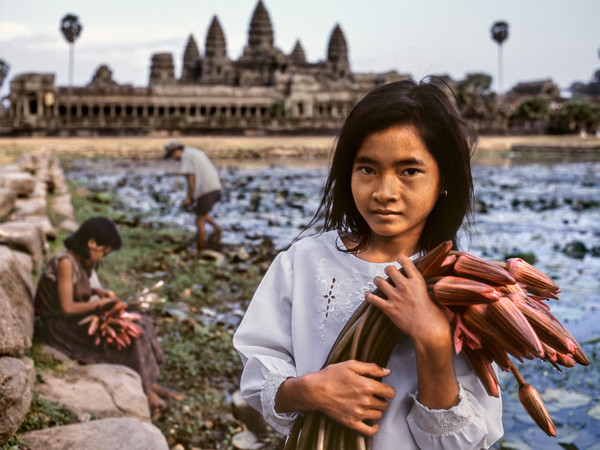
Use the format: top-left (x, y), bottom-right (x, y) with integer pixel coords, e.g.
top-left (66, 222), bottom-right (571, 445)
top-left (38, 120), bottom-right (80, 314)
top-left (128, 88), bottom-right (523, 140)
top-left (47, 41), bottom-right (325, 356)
top-left (1, 0), bottom-right (598, 95)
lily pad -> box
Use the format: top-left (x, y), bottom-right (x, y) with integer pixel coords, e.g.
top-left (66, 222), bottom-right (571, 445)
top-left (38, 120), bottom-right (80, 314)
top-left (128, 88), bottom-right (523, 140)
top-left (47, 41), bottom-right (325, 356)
top-left (542, 388), bottom-right (591, 410)
top-left (588, 403), bottom-right (600, 421)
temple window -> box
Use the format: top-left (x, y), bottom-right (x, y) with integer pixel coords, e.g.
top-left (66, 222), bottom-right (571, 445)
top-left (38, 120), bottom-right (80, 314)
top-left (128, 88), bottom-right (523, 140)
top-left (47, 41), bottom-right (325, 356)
top-left (28, 99), bottom-right (38, 115)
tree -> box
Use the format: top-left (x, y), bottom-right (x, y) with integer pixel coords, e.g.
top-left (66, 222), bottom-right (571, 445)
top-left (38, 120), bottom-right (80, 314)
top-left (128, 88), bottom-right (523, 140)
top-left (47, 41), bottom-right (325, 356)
top-left (512, 96), bottom-right (551, 122)
top-left (0, 59), bottom-right (9, 89)
top-left (491, 21), bottom-right (509, 93)
top-left (555, 99), bottom-right (600, 135)
top-left (455, 73), bottom-right (497, 119)
top-left (60, 14), bottom-right (83, 123)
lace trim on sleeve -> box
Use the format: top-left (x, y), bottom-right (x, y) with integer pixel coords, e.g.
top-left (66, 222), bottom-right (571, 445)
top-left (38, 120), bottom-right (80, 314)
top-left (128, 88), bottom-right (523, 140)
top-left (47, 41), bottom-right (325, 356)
top-left (407, 384), bottom-right (476, 435)
top-left (261, 371), bottom-right (300, 435)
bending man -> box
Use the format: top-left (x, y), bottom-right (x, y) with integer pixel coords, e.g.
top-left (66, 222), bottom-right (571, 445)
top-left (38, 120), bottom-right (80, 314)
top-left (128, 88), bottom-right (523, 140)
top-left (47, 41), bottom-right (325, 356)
top-left (164, 140), bottom-right (222, 254)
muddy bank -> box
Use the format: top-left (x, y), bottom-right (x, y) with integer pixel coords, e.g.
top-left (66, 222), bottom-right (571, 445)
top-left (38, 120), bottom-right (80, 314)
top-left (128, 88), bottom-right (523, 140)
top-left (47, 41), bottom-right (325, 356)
top-left (2, 135), bottom-right (600, 162)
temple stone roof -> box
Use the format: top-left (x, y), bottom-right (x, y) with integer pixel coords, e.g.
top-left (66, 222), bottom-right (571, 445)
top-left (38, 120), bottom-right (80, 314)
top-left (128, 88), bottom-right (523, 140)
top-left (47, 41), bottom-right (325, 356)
top-left (290, 40), bottom-right (306, 64)
top-left (181, 35), bottom-right (200, 82)
top-left (205, 16), bottom-right (227, 59)
top-left (244, 0), bottom-right (275, 57)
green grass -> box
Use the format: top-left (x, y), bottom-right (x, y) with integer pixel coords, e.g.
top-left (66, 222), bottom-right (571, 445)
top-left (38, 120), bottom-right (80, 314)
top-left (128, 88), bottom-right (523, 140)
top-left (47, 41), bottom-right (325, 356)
top-left (8, 164), bottom-right (278, 448)
top-left (45, 178), bottom-right (274, 448)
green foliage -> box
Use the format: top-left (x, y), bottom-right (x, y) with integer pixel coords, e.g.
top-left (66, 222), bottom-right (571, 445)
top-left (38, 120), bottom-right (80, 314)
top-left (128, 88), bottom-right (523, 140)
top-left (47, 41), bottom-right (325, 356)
top-left (552, 98), bottom-right (600, 133)
top-left (0, 435), bottom-right (26, 450)
top-left (24, 172), bottom-right (271, 447)
top-left (504, 252), bottom-right (537, 265)
top-left (268, 101), bottom-right (286, 118)
top-left (16, 393), bottom-right (77, 433)
top-left (512, 96), bottom-right (551, 122)
top-left (27, 341), bottom-right (68, 376)
top-left (456, 73), bottom-right (497, 119)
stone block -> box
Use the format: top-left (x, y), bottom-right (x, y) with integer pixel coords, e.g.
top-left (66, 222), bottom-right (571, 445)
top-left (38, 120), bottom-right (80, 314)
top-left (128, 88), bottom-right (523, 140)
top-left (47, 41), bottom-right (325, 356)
top-left (0, 221), bottom-right (46, 271)
top-left (0, 172), bottom-right (36, 197)
top-left (0, 188), bottom-right (16, 219)
top-left (36, 363), bottom-right (151, 422)
top-left (20, 215), bottom-right (57, 241)
top-left (19, 417), bottom-right (169, 450)
top-left (0, 246), bottom-right (35, 357)
top-left (50, 194), bottom-right (75, 221)
top-left (0, 357), bottom-right (35, 445)
top-left (10, 197), bottom-right (47, 220)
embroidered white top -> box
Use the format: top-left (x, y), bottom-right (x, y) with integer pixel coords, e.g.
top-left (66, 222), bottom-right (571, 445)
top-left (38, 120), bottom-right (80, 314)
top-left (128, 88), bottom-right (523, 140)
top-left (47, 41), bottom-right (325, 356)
top-left (233, 230), bottom-right (503, 449)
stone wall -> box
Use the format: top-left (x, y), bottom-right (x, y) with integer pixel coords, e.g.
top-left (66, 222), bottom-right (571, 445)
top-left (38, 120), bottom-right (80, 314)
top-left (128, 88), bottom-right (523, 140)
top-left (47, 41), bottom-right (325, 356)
top-left (0, 152), bottom-right (77, 443)
top-left (0, 154), bottom-right (170, 449)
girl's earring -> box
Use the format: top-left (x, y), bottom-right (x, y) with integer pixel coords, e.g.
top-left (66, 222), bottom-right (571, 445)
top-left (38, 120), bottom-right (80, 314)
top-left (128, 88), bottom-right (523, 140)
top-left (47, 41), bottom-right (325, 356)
top-left (443, 189), bottom-right (448, 198)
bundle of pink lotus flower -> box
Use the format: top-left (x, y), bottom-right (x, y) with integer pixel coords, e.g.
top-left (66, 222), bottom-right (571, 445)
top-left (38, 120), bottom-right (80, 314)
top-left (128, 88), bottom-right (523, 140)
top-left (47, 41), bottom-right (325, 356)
top-left (284, 241), bottom-right (589, 450)
top-left (78, 301), bottom-right (144, 350)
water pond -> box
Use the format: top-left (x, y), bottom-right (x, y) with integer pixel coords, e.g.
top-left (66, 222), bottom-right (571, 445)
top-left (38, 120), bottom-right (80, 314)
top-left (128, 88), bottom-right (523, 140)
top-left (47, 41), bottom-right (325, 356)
top-left (65, 150), bottom-right (600, 449)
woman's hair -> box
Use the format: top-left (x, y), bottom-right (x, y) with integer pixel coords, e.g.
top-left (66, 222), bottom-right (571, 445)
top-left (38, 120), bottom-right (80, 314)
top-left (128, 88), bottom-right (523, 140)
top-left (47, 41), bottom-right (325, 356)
top-left (310, 77), bottom-right (475, 253)
top-left (64, 216), bottom-right (122, 261)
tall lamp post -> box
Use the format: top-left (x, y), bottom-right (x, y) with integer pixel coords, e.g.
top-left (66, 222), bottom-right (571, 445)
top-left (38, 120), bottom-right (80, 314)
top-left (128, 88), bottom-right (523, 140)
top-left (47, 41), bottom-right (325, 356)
top-left (491, 21), bottom-right (509, 94)
top-left (60, 13), bottom-right (82, 126)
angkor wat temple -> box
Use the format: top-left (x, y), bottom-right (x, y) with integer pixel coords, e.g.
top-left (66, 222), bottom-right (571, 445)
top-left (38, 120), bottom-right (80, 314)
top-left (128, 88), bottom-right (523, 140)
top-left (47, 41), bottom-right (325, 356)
top-left (4, 1), bottom-right (407, 136)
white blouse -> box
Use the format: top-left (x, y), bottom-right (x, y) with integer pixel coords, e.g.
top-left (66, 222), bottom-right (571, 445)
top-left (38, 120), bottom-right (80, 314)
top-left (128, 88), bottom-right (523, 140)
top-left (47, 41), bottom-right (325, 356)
top-left (233, 230), bottom-right (503, 449)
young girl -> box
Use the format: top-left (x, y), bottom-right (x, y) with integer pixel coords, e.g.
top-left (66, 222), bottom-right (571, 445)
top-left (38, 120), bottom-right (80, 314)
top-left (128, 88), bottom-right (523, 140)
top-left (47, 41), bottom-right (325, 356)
top-left (233, 79), bottom-right (503, 448)
top-left (34, 216), bottom-right (180, 415)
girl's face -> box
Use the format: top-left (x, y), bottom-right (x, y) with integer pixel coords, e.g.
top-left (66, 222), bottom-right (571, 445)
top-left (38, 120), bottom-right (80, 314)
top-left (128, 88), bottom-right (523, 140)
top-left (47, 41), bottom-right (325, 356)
top-left (351, 124), bottom-right (442, 249)
top-left (87, 239), bottom-right (112, 265)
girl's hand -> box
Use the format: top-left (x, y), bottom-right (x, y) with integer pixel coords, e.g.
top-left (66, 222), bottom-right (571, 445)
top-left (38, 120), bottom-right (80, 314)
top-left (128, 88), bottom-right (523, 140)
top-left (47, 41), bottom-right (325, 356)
top-left (366, 256), bottom-right (459, 409)
top-left (98, 297), bottom-right (120, 312)
top-left (276, 360), bottom-right (395, 436)
top-left (96, 288), bottom-right (116, 299)
top-left (366, 255), bottom-right (450, 346)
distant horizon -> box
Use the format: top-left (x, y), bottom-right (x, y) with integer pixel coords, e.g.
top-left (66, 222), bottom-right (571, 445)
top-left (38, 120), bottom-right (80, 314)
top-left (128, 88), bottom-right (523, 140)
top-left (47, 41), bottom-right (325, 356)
top-left (0, 0), bottom-right (598, 95)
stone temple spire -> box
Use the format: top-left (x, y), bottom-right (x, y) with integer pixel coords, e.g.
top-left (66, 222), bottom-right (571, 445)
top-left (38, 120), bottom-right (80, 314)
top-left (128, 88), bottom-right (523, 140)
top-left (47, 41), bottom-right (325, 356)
top-left (205, 16), bottom-right (227, 58)
top-left (201, 15), bottom-right (231, 84)
top-left (245, 0), bottom-right (275, 56)
top-left (290, 40), bottom-right (306, 64)
top-left (327, 24), bottom-right (350, 79)
top-left (181, 34), bottom-right (201, 82)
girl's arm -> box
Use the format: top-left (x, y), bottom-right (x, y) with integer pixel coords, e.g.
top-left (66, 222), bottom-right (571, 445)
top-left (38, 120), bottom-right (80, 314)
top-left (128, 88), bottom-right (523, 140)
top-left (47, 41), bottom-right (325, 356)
top-left (56, 257), bottom-right (117, 316)
top-left (275, 360), bottom-right (396, 436)
top-left (366, 255), bottom-right (459, 409)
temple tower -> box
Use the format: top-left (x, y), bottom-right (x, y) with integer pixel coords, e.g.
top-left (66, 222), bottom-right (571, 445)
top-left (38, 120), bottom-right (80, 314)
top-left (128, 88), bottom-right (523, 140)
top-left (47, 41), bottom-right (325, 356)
top-left (201, 16), bottom-right (232, 84)
top-left (149, 53), bottom-right (176, 85)
top-left (245, 1), bottom-right (275, 56)
top-left (181, 34), bottom-right (201, 83)
top-left (327, 24), bottom-right (350, 80)
top-left (290, 40), bottom-right (306, 65)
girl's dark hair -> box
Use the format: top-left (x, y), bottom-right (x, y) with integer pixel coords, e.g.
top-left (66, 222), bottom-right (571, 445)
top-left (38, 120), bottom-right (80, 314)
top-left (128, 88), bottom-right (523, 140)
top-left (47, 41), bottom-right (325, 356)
top-left (64, 216), bottom-right (122, 260)
top-left (310, 77), bottom-right (475, 253)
